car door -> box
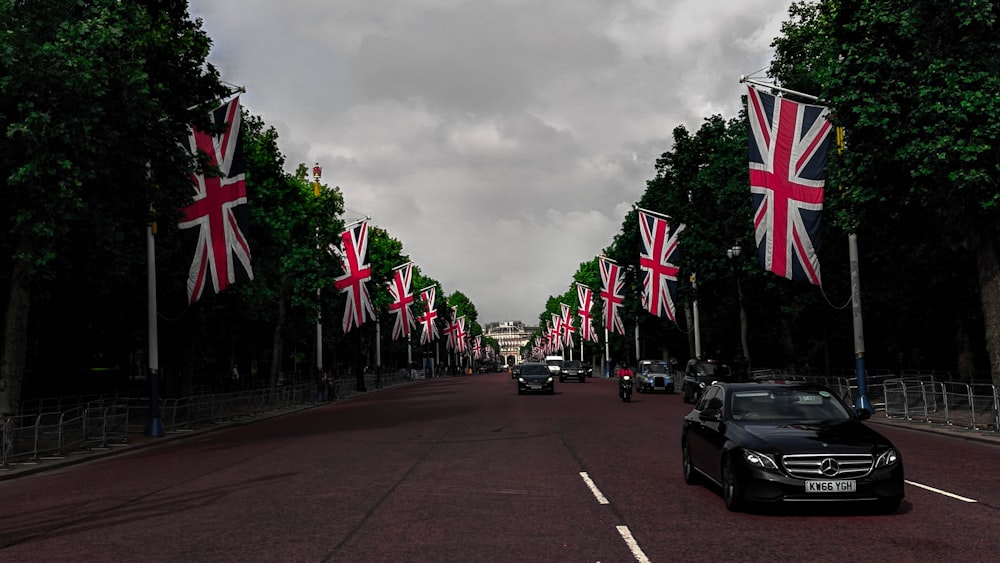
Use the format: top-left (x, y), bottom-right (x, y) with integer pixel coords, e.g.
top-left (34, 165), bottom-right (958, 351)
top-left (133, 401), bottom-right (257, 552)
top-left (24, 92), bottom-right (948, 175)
top-left (689, 386), bottom-right (729, 483)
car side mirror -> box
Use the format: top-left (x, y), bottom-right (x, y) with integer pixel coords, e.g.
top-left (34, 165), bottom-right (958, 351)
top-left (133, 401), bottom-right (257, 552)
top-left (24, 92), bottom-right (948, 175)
top-left (698, 408), bottom-right (720, 422)
top-left (855, 408), bottom-right (872, 421)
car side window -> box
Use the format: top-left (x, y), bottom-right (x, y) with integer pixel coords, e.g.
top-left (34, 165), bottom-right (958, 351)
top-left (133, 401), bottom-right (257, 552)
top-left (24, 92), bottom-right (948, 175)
top-left (706, 388), bottom-right (724, 413)
top-left (696, 386), bottom-right (721, 411)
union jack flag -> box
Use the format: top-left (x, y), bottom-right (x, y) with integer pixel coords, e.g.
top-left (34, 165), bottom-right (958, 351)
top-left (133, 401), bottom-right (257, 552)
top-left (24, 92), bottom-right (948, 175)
top-left (577, 284), bottom-right (599, 343)
top-left (746, 84), bottom-right (832, 285)
top-left (600, 256), bottom-right (626, 336)
top-left (638, 209), bottom-right (685, 321)
top-left (179, 97), bottom-right (253, 303)
top-left (473, 336), bottom-right (482, 360)
top-left (443, 306), bottom-right (458, 349)
top-left (418, 286), bottom-right (439, 345)
top-left (333, 221), bottom-right (375, 333)
top-left (387, 263), bottom-right (415, 341)
top-left (550, 315), bottom-right (562, 352)
top-left (455, 316), bottom-right (467, 353)
top-left (560, 303), bottom-right (575, 348)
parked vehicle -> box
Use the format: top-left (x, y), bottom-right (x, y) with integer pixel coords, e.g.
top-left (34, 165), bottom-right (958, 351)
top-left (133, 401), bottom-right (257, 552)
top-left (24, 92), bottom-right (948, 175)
top-left (560, 360), bottom-right (587, 383)
top-left (681, 381), bottom-right (904, 513)
top-left (516, 362), bottom-right (555, 395)
top-left (636, 360), bottom-right (674, 393)
top-left (682, 359), bottom-right (733, 404)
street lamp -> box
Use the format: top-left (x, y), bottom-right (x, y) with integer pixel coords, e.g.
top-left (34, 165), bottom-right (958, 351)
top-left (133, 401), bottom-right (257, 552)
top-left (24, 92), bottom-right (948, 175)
top-left (727, 244), bottom-right (749, 377)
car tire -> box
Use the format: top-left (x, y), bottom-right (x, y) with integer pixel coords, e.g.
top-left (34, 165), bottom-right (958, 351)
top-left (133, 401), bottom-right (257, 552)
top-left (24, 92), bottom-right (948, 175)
top-left (681, 441), bottom-right (700, 485)
top-left (722, 455), bottom-right (746, 512)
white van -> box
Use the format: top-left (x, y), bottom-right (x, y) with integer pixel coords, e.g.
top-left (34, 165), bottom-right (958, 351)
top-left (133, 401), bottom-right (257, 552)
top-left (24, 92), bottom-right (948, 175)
top-left (544, 355), bottom-right (564, 376)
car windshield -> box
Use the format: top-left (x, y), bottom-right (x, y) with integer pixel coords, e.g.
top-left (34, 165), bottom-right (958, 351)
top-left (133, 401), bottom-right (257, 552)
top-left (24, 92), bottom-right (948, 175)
top-left (563, 361), bottom-right (581, 369)
top-left (730, 388), bottom-right (852, 421)
top-left (521, 364), bottom-right (550, 376)
top-left (644, 364), bottom-right (668, 373)
top-left (545, 359), bottom-right (563, 367)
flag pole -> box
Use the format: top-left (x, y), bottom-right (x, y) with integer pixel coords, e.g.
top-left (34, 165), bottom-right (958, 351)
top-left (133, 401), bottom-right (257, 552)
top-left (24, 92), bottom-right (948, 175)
top-left (144, 212), bottom-right (164, 437)
top-left (835, 126), bottom-right (872, 412)
top-left (313, 163), bottom-right (323, 387)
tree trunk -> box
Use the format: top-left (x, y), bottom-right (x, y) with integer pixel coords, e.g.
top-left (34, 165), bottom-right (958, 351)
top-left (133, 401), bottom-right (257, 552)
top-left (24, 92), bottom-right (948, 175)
top-left (1, 234), bottom-right (33, 417)
top-left (976, 237), bottom-right (1000, 388)
top-left (269, 275), bottom-right (287, 388)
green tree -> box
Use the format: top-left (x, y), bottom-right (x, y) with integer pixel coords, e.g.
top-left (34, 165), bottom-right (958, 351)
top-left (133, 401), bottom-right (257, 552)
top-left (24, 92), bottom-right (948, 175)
top-left (772, 0), bottom-right (997, 380)
top-left (0, 0), bottom-right (227, 415)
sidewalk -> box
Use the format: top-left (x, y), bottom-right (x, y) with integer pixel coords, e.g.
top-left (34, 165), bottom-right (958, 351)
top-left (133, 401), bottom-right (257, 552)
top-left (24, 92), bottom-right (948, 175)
top-left (0, 402), bottom-right (319, 481)
top-left (869, 415), bottom-right (1000, 446)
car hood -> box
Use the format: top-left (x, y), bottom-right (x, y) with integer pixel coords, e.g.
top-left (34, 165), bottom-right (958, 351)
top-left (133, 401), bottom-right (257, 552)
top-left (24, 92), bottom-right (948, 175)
top-left (733, 420), bottom-right (892, 454)
top-left (520, 374), bottom-right (551, 382)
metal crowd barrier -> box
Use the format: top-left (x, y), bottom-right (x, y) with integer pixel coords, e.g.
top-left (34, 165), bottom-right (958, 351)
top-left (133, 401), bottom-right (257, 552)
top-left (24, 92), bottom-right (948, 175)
top-left (2, 370), bottom-right (418, 470)
top-left (882, 378), bottom-right (1000, 431)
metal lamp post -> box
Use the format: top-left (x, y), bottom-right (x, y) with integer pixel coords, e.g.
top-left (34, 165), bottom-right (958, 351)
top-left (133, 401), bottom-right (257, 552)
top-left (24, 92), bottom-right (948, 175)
top-left (727, 245), bottom-right (750, 375)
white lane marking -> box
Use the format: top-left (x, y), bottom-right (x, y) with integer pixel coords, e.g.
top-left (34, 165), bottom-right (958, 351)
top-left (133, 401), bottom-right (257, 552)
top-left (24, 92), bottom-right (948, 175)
top-left (579, 471), bottom-right (609, 504)
top-left (616, 525), bottom-right (651, 563)
top-left (906, 479), bottom-right (978, 503)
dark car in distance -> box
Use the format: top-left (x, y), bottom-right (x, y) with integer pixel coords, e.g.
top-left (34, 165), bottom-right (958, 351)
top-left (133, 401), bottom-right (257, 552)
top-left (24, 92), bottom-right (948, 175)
top-left (682, 359), bottom-right (733, 404)
top-left (681, 381), bottom-right (904, 513)
top-left (516, 362), bottom-right (554, 395)
top-left (560, 360), bottom-right (587, 383)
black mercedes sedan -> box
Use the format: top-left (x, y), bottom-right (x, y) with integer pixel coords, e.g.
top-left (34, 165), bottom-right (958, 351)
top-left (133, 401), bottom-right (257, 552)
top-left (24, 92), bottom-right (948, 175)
top-left (516, 362), bottom-right (555, 395)
top-left (681, 382), bottom-right (904, 513)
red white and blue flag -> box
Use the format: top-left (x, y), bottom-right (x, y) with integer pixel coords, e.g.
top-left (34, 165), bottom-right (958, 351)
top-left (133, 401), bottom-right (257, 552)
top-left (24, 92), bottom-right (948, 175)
top-left (746, 84), bottom-right (832, 285)
top-left (387, 263), bottom-right (415, 341)
top-left (560, 303), bottom-right (575, 348)
top-left (179, 97), bottom-right (253, 303)
top-left (600, 256), bottom-right (626, 336)
top-left (418, 286), bottom-right (439, 345)
top-left (473, 336), bottom-right (482, 360)
top-left (577, 284), bottom-right (599, 343)
top-left (443, 306), bottom-right (458, 350)
top-left (638, 209), bottom-right (684, 321)
top-left (333, 221), bottom-right (375, 333)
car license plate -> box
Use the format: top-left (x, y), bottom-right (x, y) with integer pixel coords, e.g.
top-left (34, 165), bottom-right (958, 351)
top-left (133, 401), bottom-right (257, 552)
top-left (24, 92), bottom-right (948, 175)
top-left (530, 384), bottom-right (542, 390)
top-left (654, 386), bottom-right (665, 390)
top-left (806, 480), bottom-right (856, 493)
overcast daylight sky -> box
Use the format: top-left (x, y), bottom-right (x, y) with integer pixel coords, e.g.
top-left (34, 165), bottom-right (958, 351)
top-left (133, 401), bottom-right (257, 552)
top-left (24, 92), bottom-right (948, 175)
top-left (187, 0), bottom-right (796, 325)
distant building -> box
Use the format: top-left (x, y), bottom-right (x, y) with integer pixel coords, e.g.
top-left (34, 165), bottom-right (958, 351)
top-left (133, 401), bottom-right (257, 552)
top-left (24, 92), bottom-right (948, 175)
top-left (484, 321), bottom-right (537, 365)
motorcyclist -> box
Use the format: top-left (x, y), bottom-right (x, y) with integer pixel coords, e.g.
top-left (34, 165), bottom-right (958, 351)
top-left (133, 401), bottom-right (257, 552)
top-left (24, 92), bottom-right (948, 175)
top-left (617, 363), bottom-right (634, 398)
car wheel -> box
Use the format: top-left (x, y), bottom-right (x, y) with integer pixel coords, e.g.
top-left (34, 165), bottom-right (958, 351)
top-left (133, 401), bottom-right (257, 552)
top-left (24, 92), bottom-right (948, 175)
top-left (722, 454), bottom-right (745, 512)
top-left (681, 441), bottom-right (700, 485)
top-left (517, 388), bottom-right (524, 395)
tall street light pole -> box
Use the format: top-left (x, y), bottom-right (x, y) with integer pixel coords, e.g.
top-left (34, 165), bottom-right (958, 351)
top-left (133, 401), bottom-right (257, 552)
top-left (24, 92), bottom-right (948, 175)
top-left (727, 244), bottom-right (750, 376)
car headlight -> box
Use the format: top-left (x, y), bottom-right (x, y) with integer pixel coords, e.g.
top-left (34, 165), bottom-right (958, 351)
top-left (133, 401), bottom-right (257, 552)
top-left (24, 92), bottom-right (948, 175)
top-left (517, 377), bottom-right (525, 383)
top-left (741, 449), bottom-right (779, 471)
top-left (874, 448), bottom-right (900, 468)
top-left (547, 376), bottom-right (553, 383)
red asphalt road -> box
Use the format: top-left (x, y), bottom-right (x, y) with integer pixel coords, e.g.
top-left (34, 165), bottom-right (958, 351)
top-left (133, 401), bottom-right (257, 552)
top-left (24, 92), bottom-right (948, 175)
top-left (2, 373), bottom-right (1000, 562)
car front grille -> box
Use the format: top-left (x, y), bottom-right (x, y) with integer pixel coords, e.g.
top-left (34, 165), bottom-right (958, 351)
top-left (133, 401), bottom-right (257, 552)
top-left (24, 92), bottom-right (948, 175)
top-left (654, 377), bottom-right (667, 386)
top-left (781, 454), bottom-right (874, 479)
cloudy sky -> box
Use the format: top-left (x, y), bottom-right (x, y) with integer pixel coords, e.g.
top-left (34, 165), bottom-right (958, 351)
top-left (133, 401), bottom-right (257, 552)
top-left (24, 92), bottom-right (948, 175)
top-left (188, 0), bottom-right (795, 324)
